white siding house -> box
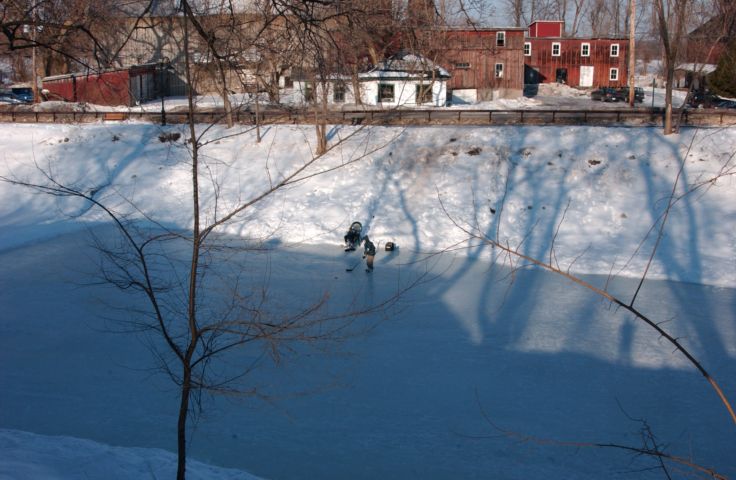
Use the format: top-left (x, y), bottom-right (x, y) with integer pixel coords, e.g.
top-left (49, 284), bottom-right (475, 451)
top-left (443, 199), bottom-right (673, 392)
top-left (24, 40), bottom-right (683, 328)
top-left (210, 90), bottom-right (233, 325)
top-left (286, 52), bottom-right (450, 107)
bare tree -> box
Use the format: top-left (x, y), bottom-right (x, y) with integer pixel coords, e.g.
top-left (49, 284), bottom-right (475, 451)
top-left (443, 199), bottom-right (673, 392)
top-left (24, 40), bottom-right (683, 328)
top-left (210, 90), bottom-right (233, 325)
top-left (0, 0), bottom-right (165, 75)
top-left (503, 0), bottom-right (525, 27)
top-left (1, 99), bottom-right (420, 480)
top-left (566, 0), bottom-right (588, 36)
top-left (473, 393), bottom-right (729, 479)
top-left (1, 6), bottom-right (424, 480)
top-left (652, 0), bottom-right (691, 134)
top-left (1, 0), bottom-right (111, 85)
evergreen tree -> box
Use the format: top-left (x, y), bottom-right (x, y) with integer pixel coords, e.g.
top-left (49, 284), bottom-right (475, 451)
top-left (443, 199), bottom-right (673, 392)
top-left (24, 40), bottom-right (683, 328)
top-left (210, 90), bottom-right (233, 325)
top-left (708, 40), bottom-right (736, 97)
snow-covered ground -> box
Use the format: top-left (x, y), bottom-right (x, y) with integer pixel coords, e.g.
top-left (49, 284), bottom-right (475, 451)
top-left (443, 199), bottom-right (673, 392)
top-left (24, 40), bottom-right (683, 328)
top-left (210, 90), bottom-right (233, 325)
top-left (1, 120), bottom-right (735, 479)
top-left (0, 429), bottom-right (261, 480)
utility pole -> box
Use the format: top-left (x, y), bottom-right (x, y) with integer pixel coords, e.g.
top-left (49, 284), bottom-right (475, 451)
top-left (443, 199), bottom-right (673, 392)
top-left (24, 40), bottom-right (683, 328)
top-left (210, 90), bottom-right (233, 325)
top-left (31, 7), bottom-right (39, 103)
top-left (628, 0), bottom-right (636, 106)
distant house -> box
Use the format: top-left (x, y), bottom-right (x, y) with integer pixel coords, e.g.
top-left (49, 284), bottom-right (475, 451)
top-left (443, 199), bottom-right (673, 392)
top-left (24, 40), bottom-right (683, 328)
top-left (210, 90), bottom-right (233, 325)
top-left (525, 20), bottom-right (629, 88)
top-left (685, 15), bottom-right (736, 65)
top-left (287, 52), bottom-right (450, 107)
top-left (674, 63), bottom-right (717, 91)
top-left (438, 27), bottom-right (527, 103)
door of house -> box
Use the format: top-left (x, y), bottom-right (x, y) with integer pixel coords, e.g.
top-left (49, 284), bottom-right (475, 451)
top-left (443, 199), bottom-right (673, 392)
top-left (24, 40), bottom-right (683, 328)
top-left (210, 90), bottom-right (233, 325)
top-left (555, 68), bottom-right (568, 84)
top-left (580, 66), bottom-right (594, 87)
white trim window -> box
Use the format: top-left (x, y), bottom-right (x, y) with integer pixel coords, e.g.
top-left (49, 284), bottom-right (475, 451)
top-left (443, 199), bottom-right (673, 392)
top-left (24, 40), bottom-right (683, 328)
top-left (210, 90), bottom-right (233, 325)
top-left (454, 62), bottom-right (471, 69)
top-left (609, 68), bottom-right (619, 81)
top-left (610, 43), bottom-right (620, 57)
top-left (333, 82), bottom-right (346, 103)
top-left (581, 43), bottom-right (590, 57)
top-left (552, 42), bottom-right (561, 56)
top-left (416, 84), bottom-right (433, 104)
top-left (378, 83), bottom-right (394, 102)
top-left (495, 63), bottom-right (504, 78)
top-left (524, 42), bottom-right (531, 56)
top-left (496, 31), bottom-right (506, 47)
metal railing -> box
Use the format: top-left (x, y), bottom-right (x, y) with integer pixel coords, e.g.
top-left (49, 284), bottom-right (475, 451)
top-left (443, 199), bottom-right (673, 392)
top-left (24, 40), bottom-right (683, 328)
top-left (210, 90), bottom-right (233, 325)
top-left (1, 107), bottom-right (734, 127)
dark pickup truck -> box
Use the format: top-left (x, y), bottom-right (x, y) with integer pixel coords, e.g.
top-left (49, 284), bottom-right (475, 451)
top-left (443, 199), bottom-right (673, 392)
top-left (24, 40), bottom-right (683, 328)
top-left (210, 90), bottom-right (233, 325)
top-left (590, 87), bottom-right (626, 102)
top-left (617, 87), bottom-right (645, 103)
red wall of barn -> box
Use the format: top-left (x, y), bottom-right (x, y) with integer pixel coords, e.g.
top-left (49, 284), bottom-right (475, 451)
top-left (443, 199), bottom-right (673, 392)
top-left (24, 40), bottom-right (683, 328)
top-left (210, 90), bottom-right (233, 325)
top-left (43, 77), bottom-right (76, 102)
top-left (441, 29), bottom-right (526, 92)
top-left (44, 71), bottom-right (132, 106)
top-left (526, 38), bottom-right (628, 87)
top-left (528, 21), bottom-right (564, 38)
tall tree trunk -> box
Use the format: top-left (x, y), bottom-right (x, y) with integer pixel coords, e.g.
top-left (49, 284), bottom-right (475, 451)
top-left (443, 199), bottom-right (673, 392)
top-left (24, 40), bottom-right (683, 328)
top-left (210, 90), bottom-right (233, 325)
top-left (315, 82), bottom-right (328, 155)
top-left (664, 63), bottom-right (674, 134)
top-left (255, 86), bottom-right (261, 143)
top-left (217, 60), bottom-right (234, 128)
top-left (177, 12), bottom-right (202, 480)
top-left (628, 0), bottom-right (636, 106)
top-left (653, 0), bottom-right (685, 135)
top-left (176, 370), bottom-right (192, 480)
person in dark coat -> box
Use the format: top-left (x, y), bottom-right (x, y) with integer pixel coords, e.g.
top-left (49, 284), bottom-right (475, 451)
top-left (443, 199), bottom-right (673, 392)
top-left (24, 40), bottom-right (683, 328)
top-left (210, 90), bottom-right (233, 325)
top-left (344, 222), bottom-right (362, 251)
top-left (363, 236), bottom-right (376, 272)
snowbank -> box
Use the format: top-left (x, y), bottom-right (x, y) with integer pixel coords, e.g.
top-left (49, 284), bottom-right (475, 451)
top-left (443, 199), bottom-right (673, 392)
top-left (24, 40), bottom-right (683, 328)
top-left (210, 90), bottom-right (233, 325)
top-left (0, 429), bottom-right (261, 480)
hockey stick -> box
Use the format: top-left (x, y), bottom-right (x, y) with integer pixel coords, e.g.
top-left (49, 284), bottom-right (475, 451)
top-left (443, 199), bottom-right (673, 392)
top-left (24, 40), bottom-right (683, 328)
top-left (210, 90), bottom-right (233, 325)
top-left (346, 258), bottom-right (362, 272)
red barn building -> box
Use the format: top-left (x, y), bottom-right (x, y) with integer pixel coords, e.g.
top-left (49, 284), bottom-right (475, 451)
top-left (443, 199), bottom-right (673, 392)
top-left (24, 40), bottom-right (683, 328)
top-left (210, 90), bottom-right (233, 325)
top-left (438, 27), bottom-right (526, 103)
top-left (525, 20), bottom-right (629, 88)
top-left (42, 65), bottom-right (163, 107)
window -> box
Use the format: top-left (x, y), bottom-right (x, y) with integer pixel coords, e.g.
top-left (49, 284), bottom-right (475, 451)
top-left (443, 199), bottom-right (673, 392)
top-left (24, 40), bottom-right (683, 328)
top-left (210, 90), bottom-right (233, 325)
top-left (416, 84), bottom-right (432, 104)
top-left (304, 82), bottom-right (314, 102)
top-left (610, 43), bottom-right (619, 57)
top-left (454, 62), bottom-right (471, 69)
top-left (552, 42), bottom-right (561, 56)
top-left (333, 82), bottom-right (346, 103)
top-left (496, 31), bottom-right (505, 47)
top-left (609, 68), bottom-right (619, 81)
top-left (495, 63), bottom-right (504, 79)
top-left (378, 84), bottom-right (394, 102)
top-left (283, 76), bottom-right (293, 88)
top-left (581, 43), bottom-right (590, 57)
top-left (524, 42), bottom-right (531, 56)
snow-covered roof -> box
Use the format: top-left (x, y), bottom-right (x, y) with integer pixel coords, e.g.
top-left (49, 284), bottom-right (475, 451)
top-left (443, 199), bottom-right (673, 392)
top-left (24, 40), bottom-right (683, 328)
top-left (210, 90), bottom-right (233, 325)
top-left (115, 0), bottom-right (260, 17)
top-left (289, 52), bottom-right (451, 83)
top-left (675, 63), bottom-right (717, 74)
top-left (360, 52), bottom-right (450, 81)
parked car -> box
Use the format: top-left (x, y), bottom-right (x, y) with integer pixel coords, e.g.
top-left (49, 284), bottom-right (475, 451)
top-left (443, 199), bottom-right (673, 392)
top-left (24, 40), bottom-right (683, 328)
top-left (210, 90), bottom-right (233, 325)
top-left (11, 87), bottom-right (33, 103)
top-left (590, 87), bottom-right (626, 102)
top-left (617, 86), bottom-right (645, 103)
top-left (1, 87), bottom-right (33, 103)
top-left (0, 89), bottom-right (27, 104)
top-left (714, 99), bottom-right (736, 109)
top-left (687, 91), bottom-right (719, 108)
